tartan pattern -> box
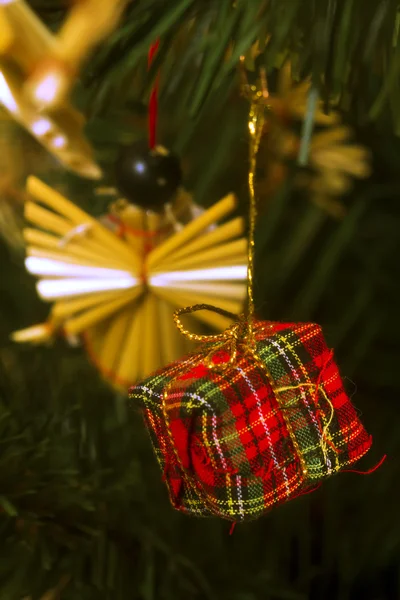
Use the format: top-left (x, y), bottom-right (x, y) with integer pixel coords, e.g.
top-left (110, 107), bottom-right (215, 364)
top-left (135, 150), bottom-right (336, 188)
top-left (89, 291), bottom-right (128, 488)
top-left (130, 320), bottom-right (372, 521)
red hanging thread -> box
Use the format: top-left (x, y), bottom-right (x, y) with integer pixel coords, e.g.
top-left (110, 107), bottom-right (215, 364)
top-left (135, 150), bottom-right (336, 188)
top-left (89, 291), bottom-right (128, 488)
top-left (291, 483), bottom-right (322, 501)
top-left (107, 213), bottom-right (171, 239)
top-left (143, 38), bottom-right (161, 258)
top-left (148, 39), bottom-right (160, 149)
top-left (342, 454), bottom-right (387, 475)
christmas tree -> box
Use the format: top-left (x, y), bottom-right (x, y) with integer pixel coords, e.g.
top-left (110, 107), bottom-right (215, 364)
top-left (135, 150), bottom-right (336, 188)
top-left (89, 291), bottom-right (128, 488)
top-left (0, 1), bottom-right (399, 598)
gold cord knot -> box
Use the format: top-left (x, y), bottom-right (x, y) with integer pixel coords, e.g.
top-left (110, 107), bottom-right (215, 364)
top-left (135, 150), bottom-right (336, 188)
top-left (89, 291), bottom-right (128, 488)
top-left (173, 304), bottom-right (256, 369)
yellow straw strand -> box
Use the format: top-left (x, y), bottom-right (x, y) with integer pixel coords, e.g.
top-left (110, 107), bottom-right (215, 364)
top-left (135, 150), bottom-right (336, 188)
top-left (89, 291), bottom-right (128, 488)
top-left (115, 310), bottom-right (143, 386)
top-left (24, 228), bottom-right (131, 269)
top-left (51, 291), bottom-right (124, 320)
top-left (155, 216), bottom-right (244, 266)
top-left (64, 288), bottom-right (142, 335)
top-left (147, 193), bottom-right (237, 269)
top-left (152, 238), bottom-right (248, 272)
top-left (27, 177), bottom-right (140, 269)
top-left (158, 298), bottom-right (187, 365)
top-left (25, 201), bottom-right (75, 236)
top-left (142, 294), bottom-right (161, 376)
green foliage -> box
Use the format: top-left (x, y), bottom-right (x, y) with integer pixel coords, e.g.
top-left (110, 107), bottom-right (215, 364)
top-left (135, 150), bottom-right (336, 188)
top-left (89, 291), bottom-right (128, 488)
top-left (28, 0), bottom-right (400, 130)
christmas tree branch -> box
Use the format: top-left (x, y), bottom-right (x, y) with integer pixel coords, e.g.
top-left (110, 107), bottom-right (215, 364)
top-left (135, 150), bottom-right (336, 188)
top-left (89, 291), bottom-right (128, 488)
top-left (27, 0), bottom-right (400, 128)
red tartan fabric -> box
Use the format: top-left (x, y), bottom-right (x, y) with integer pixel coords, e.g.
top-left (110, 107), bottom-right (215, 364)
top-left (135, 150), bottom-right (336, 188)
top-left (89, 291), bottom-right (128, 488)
top-left (130, 320), bottom-right (372, 521)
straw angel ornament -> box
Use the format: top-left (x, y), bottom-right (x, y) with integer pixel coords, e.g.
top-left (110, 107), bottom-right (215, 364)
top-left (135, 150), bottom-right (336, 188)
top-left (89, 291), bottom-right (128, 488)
top-left (12, 177), bottom-right (248, 392)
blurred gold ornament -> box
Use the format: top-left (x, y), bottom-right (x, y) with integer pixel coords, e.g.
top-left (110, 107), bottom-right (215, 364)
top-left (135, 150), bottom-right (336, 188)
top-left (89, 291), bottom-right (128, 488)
top-left (267, 62), bottom-right (339, 126)
top-left (300, 125), bottom-right (371, 216)
top-left (0, 187), bottom-right (24, 249)
top-left (0, 116), bottom-right (26, 249)
top-left (256, 62), bottom-right (370, 215)
top-left (0, 0), bottom-right (127, 178)
top-left (12, 177), bottom-right (248, 392)
top-left (24, 0), bottom-right (128, 110)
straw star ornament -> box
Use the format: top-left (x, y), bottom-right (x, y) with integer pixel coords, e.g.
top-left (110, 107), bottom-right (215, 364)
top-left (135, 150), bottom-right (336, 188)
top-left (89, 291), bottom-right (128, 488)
top-left (12, 177), bottom-right (248, 392)
top-left (254, 62), bottom-right (370, 215)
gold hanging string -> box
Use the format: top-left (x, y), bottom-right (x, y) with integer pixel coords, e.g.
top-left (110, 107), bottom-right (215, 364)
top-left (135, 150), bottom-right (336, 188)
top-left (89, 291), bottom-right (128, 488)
top-left (246, 83), bottom-right (266, 337)
top-left (171, 63), bottom-right (267, 349)
top-left (238, 59), bottom-right (270, 338)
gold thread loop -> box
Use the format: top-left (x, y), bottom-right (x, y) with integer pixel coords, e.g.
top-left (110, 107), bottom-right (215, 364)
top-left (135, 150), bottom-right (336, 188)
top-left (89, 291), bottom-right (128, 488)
top-left (173, 304), bottom-right (250, 369)
top-left (173, 304), bottom-right (239, 343)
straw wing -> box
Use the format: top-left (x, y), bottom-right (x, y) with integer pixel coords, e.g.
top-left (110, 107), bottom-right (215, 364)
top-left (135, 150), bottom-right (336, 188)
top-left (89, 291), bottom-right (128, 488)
top-left (12, 177), bottom-right (248, 391)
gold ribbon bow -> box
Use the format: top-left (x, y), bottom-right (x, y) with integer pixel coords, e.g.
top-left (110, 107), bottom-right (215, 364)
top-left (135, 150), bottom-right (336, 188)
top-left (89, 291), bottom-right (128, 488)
top-left (173, 303), bottom-right (259, 370)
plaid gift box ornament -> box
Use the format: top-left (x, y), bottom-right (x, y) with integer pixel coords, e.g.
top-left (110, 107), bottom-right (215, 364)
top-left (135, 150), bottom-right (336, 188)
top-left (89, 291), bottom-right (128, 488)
top-left (130, 305), bottom-right (372, 521)
top-left (129, 75), bottom-right (373, 521)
